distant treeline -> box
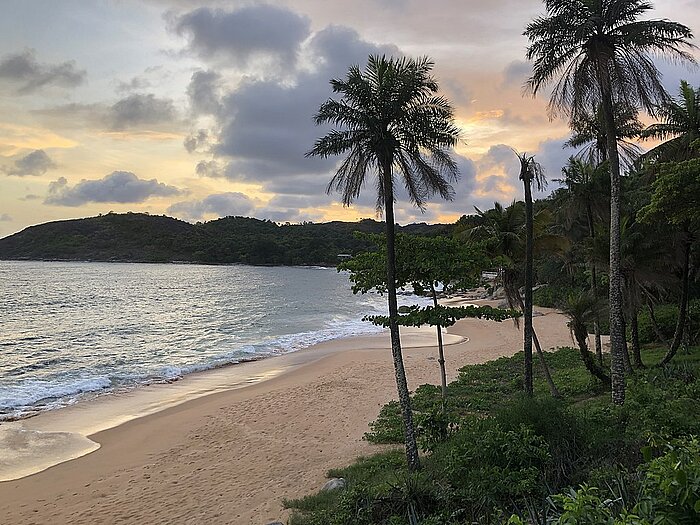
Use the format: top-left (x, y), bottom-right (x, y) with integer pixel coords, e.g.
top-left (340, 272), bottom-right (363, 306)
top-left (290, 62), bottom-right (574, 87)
top-left (0, 212), bottom-right (452, 266)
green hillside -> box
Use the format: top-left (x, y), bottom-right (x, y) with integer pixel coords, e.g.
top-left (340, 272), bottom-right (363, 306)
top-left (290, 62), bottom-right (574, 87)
top-left (0, 212), bottom-right (449, 266)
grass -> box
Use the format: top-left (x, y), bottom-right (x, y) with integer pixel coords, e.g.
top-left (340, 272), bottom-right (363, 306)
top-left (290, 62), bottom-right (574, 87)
top-left (285, 344), bottom-right (700, 525)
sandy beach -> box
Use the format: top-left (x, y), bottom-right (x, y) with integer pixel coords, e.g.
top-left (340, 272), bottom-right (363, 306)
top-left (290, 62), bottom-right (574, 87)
top-left (0, 304), bottom-right (577, 524)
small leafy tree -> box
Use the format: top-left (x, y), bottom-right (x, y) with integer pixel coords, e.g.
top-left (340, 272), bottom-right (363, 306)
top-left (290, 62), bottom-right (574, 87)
top-left (340, 234), bottom-right (517, 408)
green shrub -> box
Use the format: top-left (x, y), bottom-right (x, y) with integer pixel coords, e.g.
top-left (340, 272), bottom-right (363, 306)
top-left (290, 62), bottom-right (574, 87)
top-left (428, 417), bottom-right (551, 521)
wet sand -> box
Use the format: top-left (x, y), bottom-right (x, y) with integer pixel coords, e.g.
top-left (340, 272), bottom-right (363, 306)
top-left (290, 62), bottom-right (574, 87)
top-left (0, 305), bottom-right (576, 524)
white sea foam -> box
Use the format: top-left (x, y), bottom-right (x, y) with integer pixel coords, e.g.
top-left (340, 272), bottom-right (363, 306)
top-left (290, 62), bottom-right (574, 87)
top-left (0, 261), bottom-right (436, 420)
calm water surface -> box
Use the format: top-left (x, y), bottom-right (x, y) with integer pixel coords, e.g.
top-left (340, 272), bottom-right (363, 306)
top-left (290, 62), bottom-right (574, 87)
top-left (0, 261), bottom-right (423, 419)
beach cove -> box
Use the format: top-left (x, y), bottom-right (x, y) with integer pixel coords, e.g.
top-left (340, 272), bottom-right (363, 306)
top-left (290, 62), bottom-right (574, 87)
top-left (0, 303), bottom-right (576, 524)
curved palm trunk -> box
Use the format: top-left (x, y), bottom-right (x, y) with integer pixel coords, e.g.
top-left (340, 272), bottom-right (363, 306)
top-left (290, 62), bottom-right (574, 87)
top-left (430, 284), bottom-right (448, 411)
top-left (523, 178), bottom-right (535, 396)
top-left (647, 300), bottom-right (670, 347)
top-left (572, 320), bottom-right (611, 384)
top-left (598, 71), bottom-right (626, 405)
top-left (382, 160), bottom-right (420, 471)
top-left (659, 229), bottom-right (692, 367)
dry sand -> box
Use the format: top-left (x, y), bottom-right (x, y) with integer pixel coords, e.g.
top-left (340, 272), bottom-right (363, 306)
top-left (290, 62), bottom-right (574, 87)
top-left (0, 305), bottom-right (577, 524)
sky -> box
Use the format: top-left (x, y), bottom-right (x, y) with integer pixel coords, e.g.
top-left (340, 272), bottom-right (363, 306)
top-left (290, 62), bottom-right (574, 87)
top-left (1, 0), bottom-right (699, 237)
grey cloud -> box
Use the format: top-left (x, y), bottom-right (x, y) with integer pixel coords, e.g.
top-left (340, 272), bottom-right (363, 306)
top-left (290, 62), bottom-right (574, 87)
top-left (185, 130), bottom-right (213, 153)
top-left (0, 49), bottom-right (86, 94)
top-left (3, 149), bottom-right (57, 177)
top-left (194, 159), bottom-right (224, 177)
top-left (187, 70), bottom-right (222, 116)
top-left (45, 171), bottom-right (181, 207)
top-left (532, 138), bottom-right (570, 196)
top-left (502, 60), bottom-right (531, 89)
top-left (0, 214), bottom-right (12, 222)
top-left (21, 194), bottom-right (42, 201)
top-left (106, 94), bottom-right (178, 131)
top-left (167, 192), bottom-right (255, 220)
top-left (172, 5), bottom-right (310, 69)
top-left (116, 66), bottom-right (169, 94)
top-left (33, 95), bottom-right (180, 133)
top-left (212, 25), bottom-right (397, 182)
top-left (116, 76), bottom-right (152, 94)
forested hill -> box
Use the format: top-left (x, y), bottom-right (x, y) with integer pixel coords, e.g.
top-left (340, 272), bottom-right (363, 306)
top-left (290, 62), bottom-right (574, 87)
top-left (0, 212), bottom-right (451, 266)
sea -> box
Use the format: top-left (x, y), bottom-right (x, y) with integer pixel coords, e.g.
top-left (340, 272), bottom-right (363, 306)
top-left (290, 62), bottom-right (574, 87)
top-left (0, 260), bottom-right (428, 421)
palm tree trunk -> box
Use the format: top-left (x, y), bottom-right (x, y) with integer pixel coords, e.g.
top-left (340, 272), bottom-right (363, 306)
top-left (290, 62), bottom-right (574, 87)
top-left (659, 229), bottom-right (692, 367)
top-left (382, 159), bottom-right (420, 471)
top-left (431, 284), bottom-right (448, 411)
top-left (630, 308), bottom-right (644, 368)
top-left (586, 200), bottom-right (603, 366)
top-left (598, 71), bottom-right (626, 405)
top-left (532, 329), bottom-right (561, 398)
top-left (573, 321), bottom-right (611, 384)
top-left (523, 178), bottom-right (535, 397)
top-left (647, 300), bottom-right (670, 348)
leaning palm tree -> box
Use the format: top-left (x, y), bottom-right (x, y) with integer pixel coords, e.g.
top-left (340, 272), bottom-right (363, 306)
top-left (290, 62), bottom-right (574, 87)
top-left (525, 0), bottom-right (696, 405)
top-left (641, 80), bottom-right (700, 162)
top-left (307, 55), bottom-right (460, 471)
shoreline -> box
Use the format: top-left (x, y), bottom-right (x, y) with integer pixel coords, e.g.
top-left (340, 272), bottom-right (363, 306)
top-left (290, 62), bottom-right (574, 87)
top-left (0, 303), bottom-right (576, 524)
top-left (0, 325), bottom-right (465, 482)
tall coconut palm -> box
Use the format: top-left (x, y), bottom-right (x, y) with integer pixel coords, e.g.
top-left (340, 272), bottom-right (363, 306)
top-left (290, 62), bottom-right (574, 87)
top-left (525, 0), bottom-right (696, 405)
top-left (471, 201), bottom-right (562, 398)
top-left (641, 80), bottom-right (700, 162)
top-left (517, 151), bottom-right (547, 396)
top-left (307, 55), bottom-right (460, 471)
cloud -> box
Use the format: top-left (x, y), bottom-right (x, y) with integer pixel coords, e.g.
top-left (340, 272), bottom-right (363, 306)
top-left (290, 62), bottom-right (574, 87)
top-left (45, 171), bottom-right (181, 207)
top-left (194, 159), bottom-right (224, 177)
top-left (0, 49), bottom-right (86, 94)
top-left (167, 192), bottom-right (255, 220)
top-left (115, 66), bottom-right (170, 94)
top-left (33, 94), bottom-right (180, 133)
top-left (171, 5), bottom-right (311, 71)
top-left (0, 214), bottom-right (12, 222)
top-left (185, 130), bottom-right (213, 154)
top-left (186, 70), bottom-right (222, 116)
top-left (501, 60), bottom-right (531, 89)
top-left (3, 149), bottom-right (57, 176)
top-left (208, 25), bottom-right (398, 184)
top-left (106, 93), bottom-right (178, 131)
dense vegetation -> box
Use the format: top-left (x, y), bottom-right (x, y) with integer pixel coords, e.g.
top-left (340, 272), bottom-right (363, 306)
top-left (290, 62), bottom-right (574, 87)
top-left (0, 212), bottom-right (448, 266)
top-left (286, 347), bottom-right (700, 524)
top-left (283, 0), bottom-right (700, 522)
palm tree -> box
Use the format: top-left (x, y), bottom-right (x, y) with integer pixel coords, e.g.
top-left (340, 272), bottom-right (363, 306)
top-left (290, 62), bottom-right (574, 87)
top-left (307, 55), bottom-right (460, 471)
top-left (641, 80), bottom-right (700, 162)
top-left (470, 201), bottom-right (562, 398)
top-left (525, 0), bottom-right (696, 405)
top-left (561, 290), bottom-right (611, 384)
top-left (564, 104), bottom-right (644, 168)
top-left (516, 151), bottom-right (547, 396)
top-left (556, 158), bottom-right (608, 365)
